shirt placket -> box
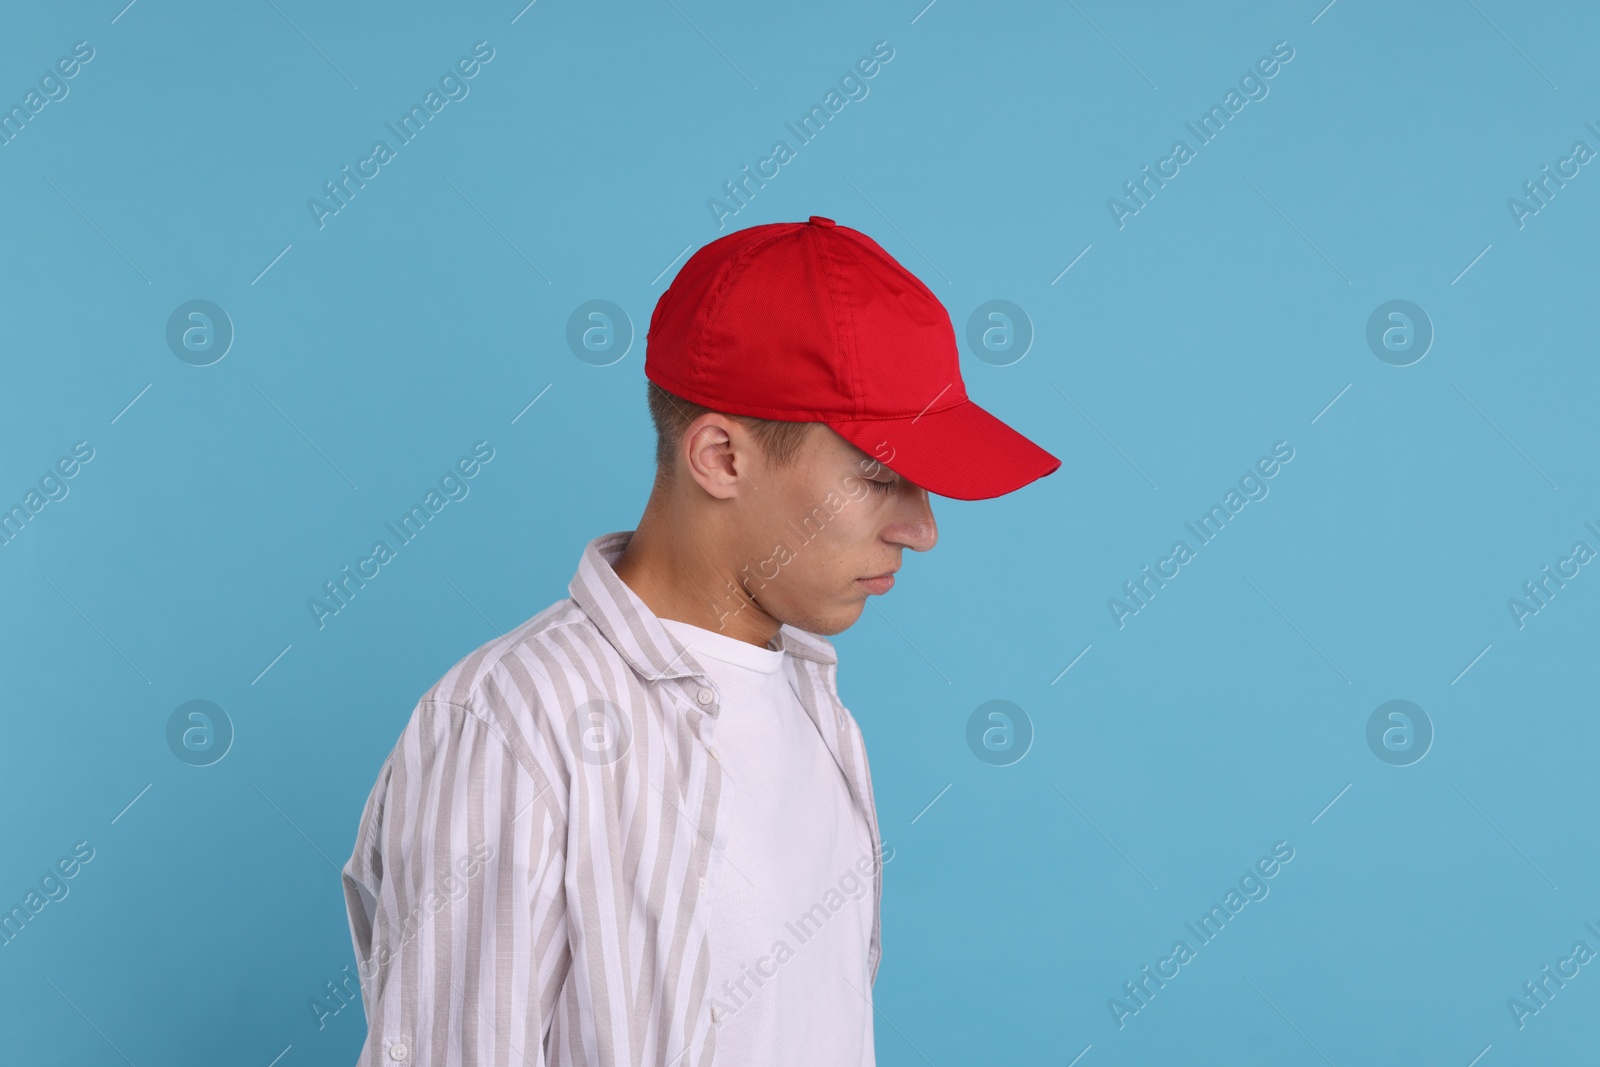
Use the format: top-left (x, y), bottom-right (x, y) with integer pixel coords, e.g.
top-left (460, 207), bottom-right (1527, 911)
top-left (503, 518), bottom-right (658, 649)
top-left (678, 673), bottom-right (730, 1037)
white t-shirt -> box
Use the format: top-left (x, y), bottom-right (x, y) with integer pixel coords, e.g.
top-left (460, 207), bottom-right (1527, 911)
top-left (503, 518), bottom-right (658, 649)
top-left (657, 617), bottom-right (875, 1066)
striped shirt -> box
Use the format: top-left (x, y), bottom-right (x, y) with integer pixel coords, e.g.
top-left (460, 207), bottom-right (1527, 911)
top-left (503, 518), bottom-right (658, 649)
top-left (341, 529), bottom-right (885, 1066)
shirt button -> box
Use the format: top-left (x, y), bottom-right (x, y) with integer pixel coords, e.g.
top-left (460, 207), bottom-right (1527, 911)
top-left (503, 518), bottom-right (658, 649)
top-left (697, 688), bottom-right (714, 705)
top-left (389, 1041), bottom-right (409, 1061)
top-left (699, 876), bottom-right (707, 893)
top-left (708, 745), bottom-right (720, 761)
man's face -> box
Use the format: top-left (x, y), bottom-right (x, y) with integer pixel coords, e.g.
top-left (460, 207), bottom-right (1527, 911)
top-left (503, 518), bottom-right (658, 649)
top-left (720, 423), bottom-right (939, 636)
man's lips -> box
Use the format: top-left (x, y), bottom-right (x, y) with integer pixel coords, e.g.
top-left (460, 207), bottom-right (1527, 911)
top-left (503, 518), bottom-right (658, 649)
top-left (855, 573), bottom-right (896, 595)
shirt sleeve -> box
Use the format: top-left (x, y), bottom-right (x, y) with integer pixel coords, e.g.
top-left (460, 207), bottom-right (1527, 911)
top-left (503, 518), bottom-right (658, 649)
top-left (342, 696), bottom-right (569, 1066)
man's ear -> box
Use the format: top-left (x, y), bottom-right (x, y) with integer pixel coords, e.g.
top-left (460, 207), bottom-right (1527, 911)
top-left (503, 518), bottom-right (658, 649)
top-left (682, 414), bottom-right (745, 500)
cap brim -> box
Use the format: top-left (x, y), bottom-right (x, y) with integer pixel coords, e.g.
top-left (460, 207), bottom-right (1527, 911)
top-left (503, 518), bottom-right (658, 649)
top-left (826, 399), bottom-right (1062, 501)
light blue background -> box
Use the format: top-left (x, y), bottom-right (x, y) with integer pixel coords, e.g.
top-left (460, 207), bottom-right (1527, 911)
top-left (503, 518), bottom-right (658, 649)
top-left (2, 1), bottom-right (1597, 1064)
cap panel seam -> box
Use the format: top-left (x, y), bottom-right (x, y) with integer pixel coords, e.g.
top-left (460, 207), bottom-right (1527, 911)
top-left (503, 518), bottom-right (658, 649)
top-left (692, 226), bottom-right (798, 399)
top-left (813, 228), bottom-right (864, 421)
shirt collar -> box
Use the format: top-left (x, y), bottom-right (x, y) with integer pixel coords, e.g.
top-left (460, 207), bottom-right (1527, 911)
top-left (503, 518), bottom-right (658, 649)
top-left (568, 529), bottom-right (838, 682)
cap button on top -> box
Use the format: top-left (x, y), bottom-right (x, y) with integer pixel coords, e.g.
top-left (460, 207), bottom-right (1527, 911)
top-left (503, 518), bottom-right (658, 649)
top-left (808, 215), bottom-right (835, 227)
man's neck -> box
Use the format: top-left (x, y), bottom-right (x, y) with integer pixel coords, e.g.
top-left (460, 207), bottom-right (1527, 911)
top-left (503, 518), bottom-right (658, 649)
top-left (612, 507), bottom-right (781, 649)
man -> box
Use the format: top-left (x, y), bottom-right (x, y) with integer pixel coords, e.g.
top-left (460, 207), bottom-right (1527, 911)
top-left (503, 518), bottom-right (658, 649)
top-left (340, 214), bottom-right (1060, 1065)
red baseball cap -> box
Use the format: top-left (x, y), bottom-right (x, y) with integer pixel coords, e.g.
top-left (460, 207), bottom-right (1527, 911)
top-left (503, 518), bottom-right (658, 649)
top-left (645, 215), bottom-right (1061, 501)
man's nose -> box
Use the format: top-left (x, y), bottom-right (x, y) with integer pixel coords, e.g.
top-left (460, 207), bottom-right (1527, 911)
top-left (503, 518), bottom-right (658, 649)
top-left (893, 487), bottom-right (937, 552)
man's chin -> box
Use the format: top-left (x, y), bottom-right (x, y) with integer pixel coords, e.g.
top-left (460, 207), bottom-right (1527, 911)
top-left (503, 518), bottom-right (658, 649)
top-left (794, 602), bottom-right (867, 638)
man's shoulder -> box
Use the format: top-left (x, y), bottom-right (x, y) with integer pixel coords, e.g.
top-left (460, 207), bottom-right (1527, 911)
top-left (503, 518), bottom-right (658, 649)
top-left (416, 594), bottom-right (615, 720)
top-left (346, 599), bottom-right (601, 898)
top-left (369, 595), bottom-right (628, 808)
